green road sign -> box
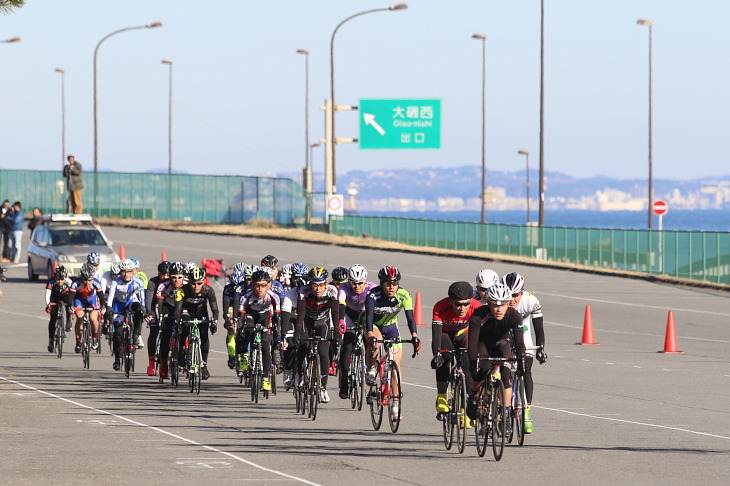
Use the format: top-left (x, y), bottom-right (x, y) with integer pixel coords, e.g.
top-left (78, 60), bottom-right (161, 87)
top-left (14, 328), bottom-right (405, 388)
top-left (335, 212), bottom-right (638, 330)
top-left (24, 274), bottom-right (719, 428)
top-left (359, 98), bottom-right (441, 149)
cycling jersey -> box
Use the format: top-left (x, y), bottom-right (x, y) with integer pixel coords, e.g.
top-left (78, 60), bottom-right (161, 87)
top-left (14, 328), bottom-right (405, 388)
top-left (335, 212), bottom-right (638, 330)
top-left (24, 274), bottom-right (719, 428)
top-left (45, 277), bottom-right (72, 306)
top-left (338, 281), bottom-right (376, 330)
top-left (511, 291), bottom-right (544, 357)
top-left (68, 277), bottom-right (104, 310)
top-left (467, 306), bottom-right (526, 364)
top-left (175, 283), bottom-right (219, 322)
top-left (296, 284), bottom-right (339, 324)
top-left (365, 286), bottom-right (417, 336)
top-left (154, 280), bottom-right (183, 318)
top-left (239, 288), bottom-right (280, 329)
top-left (145, 275), bottom-right (166, 318)
top-left (108, 275), bottom-right (146, 314)
top-left (431, 296), bottom-right (481, 356)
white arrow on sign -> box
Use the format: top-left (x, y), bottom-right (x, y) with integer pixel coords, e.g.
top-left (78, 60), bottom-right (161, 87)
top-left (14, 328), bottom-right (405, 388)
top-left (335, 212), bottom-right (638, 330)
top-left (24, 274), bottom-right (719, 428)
top-left (363, 113), bottom-right (385, 135)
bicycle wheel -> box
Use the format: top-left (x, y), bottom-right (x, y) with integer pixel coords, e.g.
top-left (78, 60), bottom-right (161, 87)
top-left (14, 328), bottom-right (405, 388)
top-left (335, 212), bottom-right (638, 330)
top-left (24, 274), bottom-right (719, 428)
top-left (491, 379), bottom-right (506, 461)
top-left (130, 338), bottom-right (136, 372)
top-left (442, 375), bottom-right (454, 450)
top-left (86, 323), bottom-right (93, 369)
top-left (369, 362), bottom-right (383, 431)
top-left (171, 335), bottom-right (179, 387)
top-left (475, 383), bottom-right (489, 457)
top-left (455, 372), bottom-right (467, 453)
top-left (308, 355), bottom-right (319, 421)
top-left (56, 324), bottom-right (64, 360)
top-left (298, 362), bottom-right (307, 416)
top-left (387, 361), bottom-right (402, 433)
top-left (515, 376), bottom-right (526, 447)
top-left (251, 349), bottom-right (260, 403)
top-left (189, 342), bottom-right (197, 394)
top-left (355, 349), bottom-right (365, 411)
top-left (123, 331), bottom-right (131, 378)
top-left (349, 353), bottom-right (359, 410)
top-left (270, 366), bottom-right (277, 396)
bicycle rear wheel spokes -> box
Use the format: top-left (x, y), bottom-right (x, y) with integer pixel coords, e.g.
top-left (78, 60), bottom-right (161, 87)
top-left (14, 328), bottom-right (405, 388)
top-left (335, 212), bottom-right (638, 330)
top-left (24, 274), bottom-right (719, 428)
top-left (491, 379), bottom-right (506, 461)
top-left (475, 384), bottom-right (489, 457)
top-left (369, 363), bottom-right (383, 431)
top-left (516, 376), bottom-right (526, 447)
top-left (455, 372), bottom-right (467, 453)
top-left (388, 361), bottom-right (402, 433)
top-left (308, 355), bottom-right (319, 421)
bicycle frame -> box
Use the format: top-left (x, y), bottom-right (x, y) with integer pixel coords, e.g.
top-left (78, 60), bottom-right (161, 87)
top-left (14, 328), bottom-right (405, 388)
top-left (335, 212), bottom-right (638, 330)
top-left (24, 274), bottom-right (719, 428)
top-left (187, 318), bottom-right (204, 395)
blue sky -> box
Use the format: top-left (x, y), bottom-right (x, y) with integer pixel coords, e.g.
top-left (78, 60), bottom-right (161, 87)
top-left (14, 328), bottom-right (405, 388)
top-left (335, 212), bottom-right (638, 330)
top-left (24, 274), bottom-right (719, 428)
top-left (1, 0), bottom-right (729, 182)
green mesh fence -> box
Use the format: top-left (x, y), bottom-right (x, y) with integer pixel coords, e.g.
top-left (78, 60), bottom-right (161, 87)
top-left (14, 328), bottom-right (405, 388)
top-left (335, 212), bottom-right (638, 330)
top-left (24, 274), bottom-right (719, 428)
top-left (329, 215), bottom-right (730, 285)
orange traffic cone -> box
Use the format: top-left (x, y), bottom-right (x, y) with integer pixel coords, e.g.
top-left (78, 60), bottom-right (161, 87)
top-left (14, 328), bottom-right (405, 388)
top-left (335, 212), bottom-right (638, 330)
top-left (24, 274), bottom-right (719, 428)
top-left (52, 260), bottom-right (58, 273)
top-left (414, 291), bottom-right (426, 327)
top-left (579, 305), bottom-right (601, 345)
top-left (659, 311), bottom-right (684, 354)
top-left (161, 250), bottom-right (167, 261)
top-left (119, 244), bottom-right (125, 260)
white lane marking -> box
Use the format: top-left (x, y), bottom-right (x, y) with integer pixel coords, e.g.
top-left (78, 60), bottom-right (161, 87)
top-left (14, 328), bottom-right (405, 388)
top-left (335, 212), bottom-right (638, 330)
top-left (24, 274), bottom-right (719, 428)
top-left (0, 376), bottom-right (322, 486)
top-left (537, 405), bottom-right (730, 441)
top-left (175, 459), bottom-right (232, 469)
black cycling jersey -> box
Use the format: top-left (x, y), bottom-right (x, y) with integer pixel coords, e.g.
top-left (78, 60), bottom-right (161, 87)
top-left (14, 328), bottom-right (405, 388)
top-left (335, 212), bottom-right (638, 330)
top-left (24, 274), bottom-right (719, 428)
top-left (145, 275), bottom-right (167, 316)
top-left (467, 306), bottom-right (526, 364)
top-left (174, 283), bottom-right (219, 322)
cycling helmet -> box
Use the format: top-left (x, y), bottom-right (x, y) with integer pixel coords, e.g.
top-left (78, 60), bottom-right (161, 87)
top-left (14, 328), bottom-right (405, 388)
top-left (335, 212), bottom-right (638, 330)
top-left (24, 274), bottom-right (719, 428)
top-left (291, 262), bottom-right (308, 277)
top-left (378, 266), bottom-right (401, 283)
top-left (243, 264), bottom-right (257, 279)
top-left (80, 263), bottom-right (96, 281)
top-left (157, 261), bottom-right (171, 274)
top-left (332, 266), bottom-right (348, 284)
top-left (170, 261), bottom-right (185, 276)
top-left (184, 262), bottom-right (198, 275)
top-left (230, 269), bottom-right (245, 285)
top-left (308, 266), bottom-right (328, 283)
top-left (251, 269), bottom-right (272, 283)
top-left (260, 266), bottom-right (274, 279)
top-left (130, 258), bottom-right (140, 269)
top-left (280, 263), bottom-right (292, 279)
top-left (260, 255), bottom-right (279, 268)
top-left (486, 282), bottom-right (512, 305)
top-left (502, 272), bottom-right (525, 295)
top-left (87, 252), bottom-right (100, 265)
top-left (348, 264), bottom-right (368, 283)
top-left (110, 261), bottom-right (122, 275)
top-left (54, 265), bottom-right (68, 280)
top-left (476, 268), bottom-right (499, 290)
top-left (233, 262), bottom-right (246, 271)
top-left (190, 267), bottom-right (206, 282)
top-left (120, 259), bottom-right (135, 272)
top-left (448, 281), bottom-right (474, 301)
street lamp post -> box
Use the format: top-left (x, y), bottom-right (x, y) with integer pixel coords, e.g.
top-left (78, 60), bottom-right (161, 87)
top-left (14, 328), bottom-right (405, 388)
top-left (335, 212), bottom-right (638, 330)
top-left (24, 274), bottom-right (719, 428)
top-left (328, 3), bottom-right (407, 197)
top-left (638, 18), bottom-right (654, 230)
top-left (161, 60), bottom-right (173, 175)
top-left (296, 49), bottom-right (312, 194)
top-left (1, 36), bottom-right (20, 44)
top-left (518, 150), bottom-right (530, 224)
top-left (54, 68), bottom-right (66, 171)
top-left (539, 0), bottom-right (545, 227)
top-left (92, 21), bottom-right (161, 213)
top-left (472, 33), bottom-right (487, 224)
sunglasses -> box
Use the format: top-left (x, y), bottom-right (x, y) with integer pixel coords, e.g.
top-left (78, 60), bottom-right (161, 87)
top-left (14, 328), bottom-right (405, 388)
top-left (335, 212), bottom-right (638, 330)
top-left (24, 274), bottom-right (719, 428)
top-left (253, 282), bottom-right (269, 288)
top-left (310, 282), bottom-right (326, 289)
top-left (512, 291), bottom-right (523, 298)
top-left (452, 300), bottom-right (471, 308)
top-left (191, 281), bottom-right (204, 286)
top-left (171, 275), bottom-right (184, 280)
top-left (350, 281), bottom-right (366, 286)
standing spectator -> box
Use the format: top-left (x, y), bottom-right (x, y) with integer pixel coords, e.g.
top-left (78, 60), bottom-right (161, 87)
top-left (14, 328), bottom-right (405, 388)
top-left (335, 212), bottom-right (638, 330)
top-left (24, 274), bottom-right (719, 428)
top-left (63, 155), bottom-right (84, 214)
top-left (1, 200), bottom-right (10, 262)
top-left (6, 201), bottom-right (24, 263)
top-left (28, 207), bottom-right (43, 233)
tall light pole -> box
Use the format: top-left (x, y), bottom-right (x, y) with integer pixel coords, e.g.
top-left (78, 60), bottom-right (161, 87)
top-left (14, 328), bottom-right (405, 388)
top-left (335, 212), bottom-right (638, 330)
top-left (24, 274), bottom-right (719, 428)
top-left (93, 21), bottom-right (161, 213)
top-left (518, 150), bottom-right (531, 224)
top-left (538, 0), bottom-right (545, 227)
top-left (55, 68), bottom-right (66, 170)
top-left (638, 18), bottom-right (654, 230)
top-left (296, 48), bottom-right (312, 194)
top-left (329, 3), bottom-right (407, 197)
top-left (472, 33), bottom-right (487, 224)
top-left (161, 59), bottom-right (173, 175)
top-left (1, 36), bottom-right (20, 44)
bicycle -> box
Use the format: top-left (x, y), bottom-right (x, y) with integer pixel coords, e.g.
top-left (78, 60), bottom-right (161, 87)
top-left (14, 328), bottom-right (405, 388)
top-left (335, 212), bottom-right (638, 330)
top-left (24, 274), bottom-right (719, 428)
top-left (114, 307), bottom-right (136, 378)
top-left (49, 302), bottom-right (67, 359)
top-left (167, 319), bottom-right (182, 387)
top-left (185, 318), bottom-right (205, 395)
top-left (102, 311), bottom-right (114, 356)
top-left (436, 346), bottom-right (469, 454)
top-left (248, 323), bottom-right (267, 404)
top-left (367, 337), bottom-right (418, 433)
top-left (79, 307), bottom-right (94, 369)
top-left (346, 327), bottom-right (366, 411)
top-left (507, 345), bottom-right (541, 446)
top-left (473, 356), bottom-right (518, 461)
top-left (301, 336), bottom-right (329, 421)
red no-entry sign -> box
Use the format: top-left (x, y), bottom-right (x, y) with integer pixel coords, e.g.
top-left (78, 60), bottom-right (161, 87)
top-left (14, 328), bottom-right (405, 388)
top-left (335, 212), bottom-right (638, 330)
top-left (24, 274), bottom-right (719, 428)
top-left (653, 200), bottom-right (668, 216)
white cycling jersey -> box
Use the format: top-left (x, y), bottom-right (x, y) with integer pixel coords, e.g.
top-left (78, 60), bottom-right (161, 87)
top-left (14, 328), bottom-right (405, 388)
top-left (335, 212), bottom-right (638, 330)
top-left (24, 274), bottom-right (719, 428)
top-left (511, 291), bottom-right (542, 357)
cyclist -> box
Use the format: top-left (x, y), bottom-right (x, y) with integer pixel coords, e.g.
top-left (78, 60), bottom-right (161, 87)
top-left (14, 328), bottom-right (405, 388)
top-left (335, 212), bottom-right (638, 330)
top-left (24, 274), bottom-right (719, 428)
top-left (153, 261), bottom-right (186, 380)
top-left (295, 266), bottom-right (339, 403)
top-left (431, 281), bottom-right (481, 415)
top-left (223, 269), bottom-right (247, 369)
top-left (336, 264), bottom-right (375, 399)
top-left (279, 263), bottom-right (293, 292)
top-left (327, 266), bottom-right (349, 376)
top-left (45, 265), bottom-right (73, 352)
top-left (243, 264), bottom-right (257, 290)
top-left (87, 252), bottom-right (106, 285)
top-left (107, 259), bottom-right (146, 371)
top-left (503, 272), bottom-right (547, 434)
top-left (364, 266), bottom-right (421, 417)
top-left (261, 255), bottom-right (285, 299)
top-left (67, 262), bottom-right (105, 354)
top-left (173, 267), bottom-right (219, 380)
top-left (145, 261), bottom-right (170, 376)
top-left (131, 258), bottom-right (148, 290)
top-left (280, 262), bottom-right (308, 390)
top-left (100, 261), bottom-right (121, 336)
top-left (474, 268), bottom-right (499, 304)
top-left (239, 269), bottom-right (281, 392)
top-left (466, 283), bottom-right (526, 422)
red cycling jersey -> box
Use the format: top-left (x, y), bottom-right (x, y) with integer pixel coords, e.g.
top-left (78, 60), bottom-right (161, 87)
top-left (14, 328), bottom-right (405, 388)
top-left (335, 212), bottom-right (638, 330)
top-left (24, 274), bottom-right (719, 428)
top-left (432, 297), bottom-right (482, 334)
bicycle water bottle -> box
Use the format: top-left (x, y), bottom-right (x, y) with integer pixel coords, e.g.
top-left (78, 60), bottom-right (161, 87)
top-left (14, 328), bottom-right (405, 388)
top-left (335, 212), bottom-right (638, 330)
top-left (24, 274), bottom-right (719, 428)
top-left (494, 364), bottom-right (501, 380)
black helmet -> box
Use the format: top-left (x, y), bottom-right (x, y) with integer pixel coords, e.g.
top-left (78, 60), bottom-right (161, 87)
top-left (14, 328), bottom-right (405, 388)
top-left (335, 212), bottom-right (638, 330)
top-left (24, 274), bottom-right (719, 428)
top-left (157, 261), bottom-right (171, 274)
top-left (80, 263), bottom-right (95, 281)
top-left (308, 267), bottom-right (328, 283)
top-left (251, 269), bottom-right (272, 283)
top-left (448, 281), bottom-right (473, 301)
top-left (260, 255), bottom-right (279, 268)
top-left (170, 261), bottom-right (185, 276)
top-left (54, 265), bottom-right (68, 280)
top-left (377, 266), bottom-right (401, 283)
top-left (190, 267), bottom-right (206, 282)
top-left (331, 266), bottom-right (348, 283)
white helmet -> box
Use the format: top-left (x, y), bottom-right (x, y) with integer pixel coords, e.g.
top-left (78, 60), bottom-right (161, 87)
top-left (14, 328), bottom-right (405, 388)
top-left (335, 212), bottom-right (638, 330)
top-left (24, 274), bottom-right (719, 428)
top-left (476, 268), bottom-right (499, 290)
top-left (486, 282), bottom-right (512, 305)
top-left (348, 264), bottom-right (368, 283)
top-left (233, 262), bottom-right (246, 271)
top-left (120, 259), bottom-right (135, 272)
top-left (280, 263), bottom-right (292, 280)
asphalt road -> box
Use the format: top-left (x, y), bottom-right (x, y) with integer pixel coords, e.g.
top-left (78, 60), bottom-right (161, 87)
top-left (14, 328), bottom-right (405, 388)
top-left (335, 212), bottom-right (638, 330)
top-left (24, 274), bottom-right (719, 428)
top-left (1, 226), bottom-right (729, 485)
